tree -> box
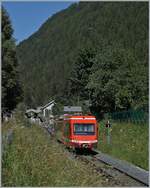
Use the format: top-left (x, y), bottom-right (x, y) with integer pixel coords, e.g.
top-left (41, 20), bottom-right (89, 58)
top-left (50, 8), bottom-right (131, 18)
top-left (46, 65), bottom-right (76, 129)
top-left (87, 46), bottom-right (148, 116)
top-left (68, 48), bottom-right (96, 104)
top-left (2, 7), bottom-right (23, 114)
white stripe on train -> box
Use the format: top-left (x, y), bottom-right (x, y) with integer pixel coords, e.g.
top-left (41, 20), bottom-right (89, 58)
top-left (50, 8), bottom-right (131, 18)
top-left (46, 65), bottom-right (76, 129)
top-left (71, 140), bottom-right (97, 143)
top-left (64, 118), bottom-right (96, 120)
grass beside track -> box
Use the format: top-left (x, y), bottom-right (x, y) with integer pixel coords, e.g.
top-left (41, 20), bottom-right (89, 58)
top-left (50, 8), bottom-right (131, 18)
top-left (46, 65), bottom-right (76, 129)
top-left (2, 118), bottom-right (107, 187)
top-left (98, 121), bottom-right (149, 170)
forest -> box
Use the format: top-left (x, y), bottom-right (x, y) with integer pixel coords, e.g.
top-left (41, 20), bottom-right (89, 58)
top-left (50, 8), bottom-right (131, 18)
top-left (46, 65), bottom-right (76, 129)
top-left (16, 2), bottom-right (148, 117)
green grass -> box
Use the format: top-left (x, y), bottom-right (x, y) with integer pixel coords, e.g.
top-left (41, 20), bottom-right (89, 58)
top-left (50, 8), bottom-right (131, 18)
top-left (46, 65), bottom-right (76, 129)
top-left (2, 118), bottom-right (107, 187)
top-left (97, 121), bottom-right (149, 170)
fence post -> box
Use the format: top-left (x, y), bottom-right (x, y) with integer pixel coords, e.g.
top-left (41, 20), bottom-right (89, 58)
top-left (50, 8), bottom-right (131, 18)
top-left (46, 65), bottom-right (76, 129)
top-left (105, 121), bottom-right (111, 145)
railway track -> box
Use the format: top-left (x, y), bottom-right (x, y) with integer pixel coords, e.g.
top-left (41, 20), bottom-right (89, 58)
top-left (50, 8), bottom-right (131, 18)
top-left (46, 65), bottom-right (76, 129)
top-left (93, 149), bottom-right (149, 186)
top-left (57, 137), bottom-right (148, 186)
top-left (43, 124), bottom-right (149, 187)
top-left (75, 150), bottom-right (149, 187)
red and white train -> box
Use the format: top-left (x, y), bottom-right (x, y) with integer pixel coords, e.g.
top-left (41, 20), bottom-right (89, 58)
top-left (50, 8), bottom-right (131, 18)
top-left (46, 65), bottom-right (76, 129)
top-left (61, 115), bottom-right (98, 150)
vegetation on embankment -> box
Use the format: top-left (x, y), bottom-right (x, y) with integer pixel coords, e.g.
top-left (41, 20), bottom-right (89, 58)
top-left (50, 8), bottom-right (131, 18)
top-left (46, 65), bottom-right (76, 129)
top-left (98, 121), bottom-right (149, 170)
top-left (2, 118), bottom-right (110, 187)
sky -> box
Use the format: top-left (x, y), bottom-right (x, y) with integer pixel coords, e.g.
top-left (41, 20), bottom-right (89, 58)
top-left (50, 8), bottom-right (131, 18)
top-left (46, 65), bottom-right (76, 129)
top-left (2, 1), bottom-right (76, 44)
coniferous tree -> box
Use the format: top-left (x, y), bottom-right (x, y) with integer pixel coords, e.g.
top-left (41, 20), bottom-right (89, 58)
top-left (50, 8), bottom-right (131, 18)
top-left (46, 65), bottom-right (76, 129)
top-left (2, 7), bottom-right (23, 115)
top-left (68, 48), bottom-right (96, 103)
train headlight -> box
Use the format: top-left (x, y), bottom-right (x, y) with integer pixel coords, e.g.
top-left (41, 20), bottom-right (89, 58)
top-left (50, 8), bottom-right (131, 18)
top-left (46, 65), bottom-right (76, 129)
top-left (82, 143), bottom-right (89, 148)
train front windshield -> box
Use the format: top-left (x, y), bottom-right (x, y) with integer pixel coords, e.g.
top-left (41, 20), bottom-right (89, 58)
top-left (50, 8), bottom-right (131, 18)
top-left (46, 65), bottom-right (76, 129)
top-left (74, 123), bottom-right (95, 135)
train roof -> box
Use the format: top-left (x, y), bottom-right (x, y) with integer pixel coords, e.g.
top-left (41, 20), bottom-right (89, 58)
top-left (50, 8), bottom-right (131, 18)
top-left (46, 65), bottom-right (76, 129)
top-left (64, 106), bottom-right (82, 112)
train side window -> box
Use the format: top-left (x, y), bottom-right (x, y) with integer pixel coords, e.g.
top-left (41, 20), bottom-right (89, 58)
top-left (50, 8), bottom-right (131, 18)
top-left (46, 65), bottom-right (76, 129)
top-left (64, 123), bottom-right (70, 137)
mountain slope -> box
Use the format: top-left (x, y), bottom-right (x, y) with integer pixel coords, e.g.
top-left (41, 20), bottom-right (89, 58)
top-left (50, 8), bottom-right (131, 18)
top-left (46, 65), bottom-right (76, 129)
top-left (17, 2), bottom-right (148, 110)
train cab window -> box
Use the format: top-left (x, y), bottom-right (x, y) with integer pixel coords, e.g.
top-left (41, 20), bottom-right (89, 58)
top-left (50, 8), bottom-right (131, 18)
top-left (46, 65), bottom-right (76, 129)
top-left (74, 124), bottom-right (95, 135)
top-left (64, 123), bottom-right (70, 137)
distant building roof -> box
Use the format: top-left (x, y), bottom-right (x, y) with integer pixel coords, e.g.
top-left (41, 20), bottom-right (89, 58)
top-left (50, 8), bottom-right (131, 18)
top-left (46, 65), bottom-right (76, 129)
top-left (37, 106), bottom-right (43, 110)
top-left (42, 100), bottom-right (55, 110)
top-left (26, 109), bottom-right (41, 114)
top-left (64, 106), bottom-right (82, 112)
